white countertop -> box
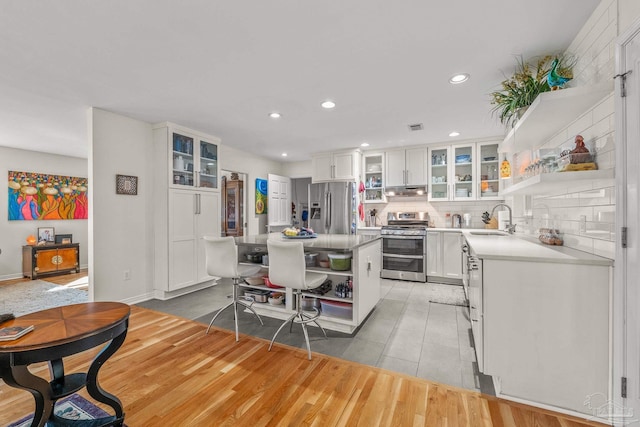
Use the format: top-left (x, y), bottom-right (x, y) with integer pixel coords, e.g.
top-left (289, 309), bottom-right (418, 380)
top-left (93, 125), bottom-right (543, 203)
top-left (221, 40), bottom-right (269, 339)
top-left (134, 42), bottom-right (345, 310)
top-left (235, 233), bottom-right (380, 251)
top-left (462, 231), bottom-right (613, 266)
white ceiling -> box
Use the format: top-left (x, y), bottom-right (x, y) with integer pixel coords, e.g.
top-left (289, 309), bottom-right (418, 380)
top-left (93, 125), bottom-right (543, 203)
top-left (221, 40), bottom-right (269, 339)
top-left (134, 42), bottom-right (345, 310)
top-left (0, 1), bottom-right (600, 162)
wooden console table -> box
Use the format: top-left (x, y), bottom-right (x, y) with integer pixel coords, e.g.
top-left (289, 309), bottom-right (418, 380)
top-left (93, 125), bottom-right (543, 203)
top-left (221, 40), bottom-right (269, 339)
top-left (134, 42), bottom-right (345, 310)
top-left (22, 243), bottom-right (80, 279)
top-left (0, 302), bottom-right (130, 427)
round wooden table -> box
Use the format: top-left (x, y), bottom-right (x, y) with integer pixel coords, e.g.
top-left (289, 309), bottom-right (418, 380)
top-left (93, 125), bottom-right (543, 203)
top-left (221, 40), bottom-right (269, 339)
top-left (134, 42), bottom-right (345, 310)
top-left (0, 302), bottom-right (130, 427)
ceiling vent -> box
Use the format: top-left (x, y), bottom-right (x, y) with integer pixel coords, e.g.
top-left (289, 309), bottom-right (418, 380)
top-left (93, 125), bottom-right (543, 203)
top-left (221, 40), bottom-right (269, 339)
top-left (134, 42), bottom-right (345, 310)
top-left (408, 123), bottom-right (423, 131)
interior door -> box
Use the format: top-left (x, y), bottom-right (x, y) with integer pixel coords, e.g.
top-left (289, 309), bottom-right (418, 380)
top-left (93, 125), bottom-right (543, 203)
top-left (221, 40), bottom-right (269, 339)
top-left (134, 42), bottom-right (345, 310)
top-left (618, 22), bottom-right (640, 425)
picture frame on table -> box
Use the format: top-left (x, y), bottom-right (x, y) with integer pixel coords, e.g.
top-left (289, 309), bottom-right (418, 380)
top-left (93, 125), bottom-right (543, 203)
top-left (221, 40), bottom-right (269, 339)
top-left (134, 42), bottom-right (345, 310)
top-left (37, 227), bottom-right (55, 244)
top-left (55, 234), bottom-right (72, 244)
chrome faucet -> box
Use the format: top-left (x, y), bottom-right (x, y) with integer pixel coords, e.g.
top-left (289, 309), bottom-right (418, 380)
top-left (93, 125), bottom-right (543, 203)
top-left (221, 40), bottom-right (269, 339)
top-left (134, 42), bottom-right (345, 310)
top-left (491, 203), bottom-right (516, 234)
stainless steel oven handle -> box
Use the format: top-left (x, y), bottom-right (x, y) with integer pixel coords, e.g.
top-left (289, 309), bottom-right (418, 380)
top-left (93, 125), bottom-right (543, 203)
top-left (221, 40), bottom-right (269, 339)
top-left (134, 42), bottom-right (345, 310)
top-left (382, 253), bottom-right (424, 259)
top-left (381, 235), bottom-right (425, 240)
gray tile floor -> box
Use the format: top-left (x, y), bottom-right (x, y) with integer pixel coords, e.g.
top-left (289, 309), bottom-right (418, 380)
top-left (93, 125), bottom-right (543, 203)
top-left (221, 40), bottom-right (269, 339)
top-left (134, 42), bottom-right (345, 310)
top-left (137, 279), bottom-right (494, 394)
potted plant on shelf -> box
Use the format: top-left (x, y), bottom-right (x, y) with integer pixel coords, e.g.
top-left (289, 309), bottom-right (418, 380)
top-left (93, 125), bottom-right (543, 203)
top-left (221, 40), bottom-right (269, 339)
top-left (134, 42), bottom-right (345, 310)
top-left (490, 55), bottom-right (574, 128)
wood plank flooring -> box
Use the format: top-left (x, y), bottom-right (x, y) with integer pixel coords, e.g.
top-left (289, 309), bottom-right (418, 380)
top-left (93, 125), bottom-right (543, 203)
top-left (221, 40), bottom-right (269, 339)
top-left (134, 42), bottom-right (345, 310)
top-left (0, 306), bottom-right (609, 426)
top-left (0, 270), bottom-right (87, 288)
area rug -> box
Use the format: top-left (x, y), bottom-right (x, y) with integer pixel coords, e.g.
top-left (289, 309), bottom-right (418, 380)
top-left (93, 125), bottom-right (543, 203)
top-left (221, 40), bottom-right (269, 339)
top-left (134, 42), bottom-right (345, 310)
top-left (425, 283), bottom-right (468, 307)
top-left (1, 280), bottom-right (88, 316)
top-left (8, 394), bottom-right (125, 427)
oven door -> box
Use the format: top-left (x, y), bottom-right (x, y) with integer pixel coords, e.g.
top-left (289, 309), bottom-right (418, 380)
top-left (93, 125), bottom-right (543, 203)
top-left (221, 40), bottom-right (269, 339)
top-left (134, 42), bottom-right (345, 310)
top-left (382, 235), bottom-right (425, 256)
top-left (381, 254), bottom-right (426, 281)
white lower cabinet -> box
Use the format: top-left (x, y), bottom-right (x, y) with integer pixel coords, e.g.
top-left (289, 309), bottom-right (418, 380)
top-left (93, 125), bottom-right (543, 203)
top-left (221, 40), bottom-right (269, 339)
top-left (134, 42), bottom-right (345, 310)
top-left (481, 258), bottom-right (610, 417)
top-left (426, 231), bottom-right (462, 282)
top-left (158, 189), bottom-right (220, 292)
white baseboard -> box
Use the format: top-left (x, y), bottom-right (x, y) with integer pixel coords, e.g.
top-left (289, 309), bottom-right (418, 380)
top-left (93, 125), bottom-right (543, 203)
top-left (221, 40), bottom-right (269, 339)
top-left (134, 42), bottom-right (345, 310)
top-left (151, 280), bottom-right (219, 301)
top-left (494, 388), bottom-right (610, 424)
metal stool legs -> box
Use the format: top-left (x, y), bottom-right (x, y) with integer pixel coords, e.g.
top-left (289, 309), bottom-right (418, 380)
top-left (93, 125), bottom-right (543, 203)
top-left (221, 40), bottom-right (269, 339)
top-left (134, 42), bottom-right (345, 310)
top-left (268, 289), bottom-right (327, 360)
top-left (206, 278), bottom-right (263, 341)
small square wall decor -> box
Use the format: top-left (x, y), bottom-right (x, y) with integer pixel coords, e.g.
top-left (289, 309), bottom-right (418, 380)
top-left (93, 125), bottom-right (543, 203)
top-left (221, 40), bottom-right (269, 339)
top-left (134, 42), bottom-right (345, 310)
top-left (116, 175), bottom-right (138, 195)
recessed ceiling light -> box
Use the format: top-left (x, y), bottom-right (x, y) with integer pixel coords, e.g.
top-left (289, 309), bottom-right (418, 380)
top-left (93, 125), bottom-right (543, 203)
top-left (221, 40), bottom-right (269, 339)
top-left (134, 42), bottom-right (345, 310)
top-left (360, 142), bottom-right (370, 147)
top-left (321, 100), bottom-right (336, 109)
top-left (281, 153), bottom-right (287, 157)
top-left (269, 112), bottom-right (281, 119)
top-left (449, 131), bottom-right (460, 137)
top-left (449, 73), bottom-right (470, 84)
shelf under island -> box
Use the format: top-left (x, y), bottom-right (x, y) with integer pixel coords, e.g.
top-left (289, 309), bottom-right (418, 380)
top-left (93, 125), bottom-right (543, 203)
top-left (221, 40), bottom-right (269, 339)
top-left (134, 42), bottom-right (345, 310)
top-left (234, 233), bottom-right (381, 333)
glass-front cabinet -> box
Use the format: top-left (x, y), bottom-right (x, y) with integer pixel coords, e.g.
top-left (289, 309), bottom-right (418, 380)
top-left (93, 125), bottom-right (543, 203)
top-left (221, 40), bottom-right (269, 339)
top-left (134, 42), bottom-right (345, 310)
top-left (452, 144), bottom-right (475, 200)
top-left (171, 131), bottom-right (219, 190)
top-left (428, 143), bottom-right (475, 201)
top-left (363, 153), bottom-right (384, 203)
top-left (476, 142), bottom-right (501, 200)
top-left (428, 146), bottom-right (450, 201)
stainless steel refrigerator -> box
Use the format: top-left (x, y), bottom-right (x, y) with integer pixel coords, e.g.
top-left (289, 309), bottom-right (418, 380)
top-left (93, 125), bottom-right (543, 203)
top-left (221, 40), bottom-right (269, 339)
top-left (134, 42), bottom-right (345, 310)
top-left (308, 182), bottom-right (357, 234)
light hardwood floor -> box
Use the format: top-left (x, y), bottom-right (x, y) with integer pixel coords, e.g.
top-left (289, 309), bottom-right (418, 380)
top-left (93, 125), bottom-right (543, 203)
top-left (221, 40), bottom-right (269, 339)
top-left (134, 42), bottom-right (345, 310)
top-left (0, 306), bottom-right (608, 426)
top-left (0, 270), bottom-right (88, 288)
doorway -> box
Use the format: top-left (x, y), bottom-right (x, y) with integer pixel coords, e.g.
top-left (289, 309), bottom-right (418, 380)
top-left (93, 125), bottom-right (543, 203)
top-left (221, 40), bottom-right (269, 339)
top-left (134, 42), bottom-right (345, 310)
top-left (615, 19), bottom-right (640, 426)
top-left (221, 170), bottom-right (247, 237)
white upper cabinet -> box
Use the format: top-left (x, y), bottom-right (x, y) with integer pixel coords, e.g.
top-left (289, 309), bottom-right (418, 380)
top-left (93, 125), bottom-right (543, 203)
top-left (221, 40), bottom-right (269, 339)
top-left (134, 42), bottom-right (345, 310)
top-left (312, 149), bottom-right (360, 182)
top-left (428, 144), bottom-right (476, 201)
top-left (156, 123), bottom-right (220, 192)
top-left (385, 147), bottom-right (427, 187)
top-left (363, 153), bottom-right (385, 203)
top-left (428, 142), bottom-right (502, 201)
top-left (476, 141), bottom-right (501, 201)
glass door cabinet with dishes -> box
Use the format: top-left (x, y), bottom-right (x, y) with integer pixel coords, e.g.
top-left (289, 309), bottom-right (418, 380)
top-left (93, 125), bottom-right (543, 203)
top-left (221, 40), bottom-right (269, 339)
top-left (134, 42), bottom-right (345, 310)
top-left (363, 153), bottom-right (384, 203)
top-left (476, 142), bottom-right (501, 200)
top-left (167, 127), bottom-right (220, 191)
top-left (428, 144), bottom-right (476, 201)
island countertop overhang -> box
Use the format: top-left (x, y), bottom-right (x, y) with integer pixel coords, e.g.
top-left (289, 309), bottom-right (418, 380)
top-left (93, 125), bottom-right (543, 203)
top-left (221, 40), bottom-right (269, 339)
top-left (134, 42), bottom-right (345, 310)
top-left (234, 233), bottom-right (380, 251)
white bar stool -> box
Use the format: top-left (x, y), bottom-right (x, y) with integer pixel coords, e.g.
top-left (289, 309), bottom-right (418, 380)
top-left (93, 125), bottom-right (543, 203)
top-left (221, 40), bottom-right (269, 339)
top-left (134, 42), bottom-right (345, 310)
top-left (267, 239), bottom-right (328, 360)
top-left (203, 236), bottom-right (264, 341)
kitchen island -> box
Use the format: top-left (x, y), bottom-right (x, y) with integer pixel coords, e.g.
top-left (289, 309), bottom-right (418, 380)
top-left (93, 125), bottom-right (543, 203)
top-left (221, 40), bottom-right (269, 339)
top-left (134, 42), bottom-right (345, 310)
top-left (234, 233), bottom-right (381, 333)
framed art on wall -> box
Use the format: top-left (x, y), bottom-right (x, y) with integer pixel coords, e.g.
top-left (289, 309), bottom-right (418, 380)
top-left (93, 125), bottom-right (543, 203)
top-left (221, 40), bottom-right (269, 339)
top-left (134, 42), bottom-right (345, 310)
top-left (8, 171), bottom-right (88, 221)
top-left (116, 174), bottom-right (138, 195)
top-left (255, 178), bottom-right (267, 214)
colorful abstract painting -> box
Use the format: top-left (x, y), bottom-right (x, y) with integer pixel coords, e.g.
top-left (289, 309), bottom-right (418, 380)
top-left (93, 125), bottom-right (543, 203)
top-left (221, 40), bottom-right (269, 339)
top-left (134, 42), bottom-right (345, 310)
top-left (255, 178), bottom-right (267, 215)
top-left (8, 171), bottom-right (88, 221)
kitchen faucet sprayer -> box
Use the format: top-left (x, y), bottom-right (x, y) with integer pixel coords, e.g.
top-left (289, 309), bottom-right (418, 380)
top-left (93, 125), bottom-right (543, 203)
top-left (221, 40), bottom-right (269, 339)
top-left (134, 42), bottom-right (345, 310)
top-left (490, 203), bottom-right (516, 234)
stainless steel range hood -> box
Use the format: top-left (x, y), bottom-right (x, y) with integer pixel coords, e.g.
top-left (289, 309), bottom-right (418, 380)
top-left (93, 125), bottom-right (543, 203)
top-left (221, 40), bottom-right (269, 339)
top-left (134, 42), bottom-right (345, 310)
top-left (383, 185), bottom-right (428, 197)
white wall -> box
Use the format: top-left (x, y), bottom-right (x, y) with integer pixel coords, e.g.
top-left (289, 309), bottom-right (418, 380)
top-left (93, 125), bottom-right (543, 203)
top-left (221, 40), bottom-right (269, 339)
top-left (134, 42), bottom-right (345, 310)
top-left (0, 147), bottom-right (88, 280)
top-left (282, 160), bottom-right (312, 178)
top-left (221, 144), bottom-right (283, 236)
top-left (89, 108), bottom-right (154, 302)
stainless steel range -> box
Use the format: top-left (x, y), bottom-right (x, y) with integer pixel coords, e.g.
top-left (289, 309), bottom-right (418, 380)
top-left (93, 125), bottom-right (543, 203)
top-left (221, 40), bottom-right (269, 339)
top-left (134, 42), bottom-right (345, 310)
top-left (381, 212), bottom-right (429, 282)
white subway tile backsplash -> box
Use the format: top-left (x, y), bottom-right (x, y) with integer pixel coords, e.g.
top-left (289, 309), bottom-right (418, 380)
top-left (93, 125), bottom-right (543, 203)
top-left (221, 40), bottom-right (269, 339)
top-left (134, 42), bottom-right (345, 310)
top-left (568, 111), bottom-right (594, 138)
top-left (593, 94), bottom-right (615, 123)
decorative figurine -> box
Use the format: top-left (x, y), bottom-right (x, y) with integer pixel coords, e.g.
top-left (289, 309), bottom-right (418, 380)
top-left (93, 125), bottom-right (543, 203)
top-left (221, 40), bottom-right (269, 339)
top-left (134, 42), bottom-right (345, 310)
top-left (547, 57), bottom-right (572, 90)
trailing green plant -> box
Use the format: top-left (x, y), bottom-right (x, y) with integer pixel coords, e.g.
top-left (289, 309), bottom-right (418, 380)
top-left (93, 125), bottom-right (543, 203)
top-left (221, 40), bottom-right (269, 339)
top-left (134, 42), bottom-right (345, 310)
top-left (490, 55), bottom-right (574, 128)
